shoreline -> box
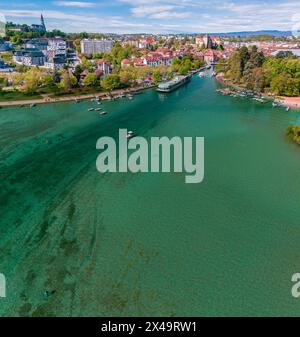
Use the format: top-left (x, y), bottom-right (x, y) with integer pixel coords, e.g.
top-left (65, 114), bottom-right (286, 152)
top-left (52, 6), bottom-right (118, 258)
top-left (0, 84), bottom-right (155, 108)
top-left (0, 68), bottom-right (206, 108)
top-left (215, 73), bottom-right (300, 110)
top-left (277, 96), bottom-right (300, 109)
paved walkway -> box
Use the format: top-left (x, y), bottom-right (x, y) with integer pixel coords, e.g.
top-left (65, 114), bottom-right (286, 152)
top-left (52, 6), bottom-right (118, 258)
top-left (0, 85), bottom-right (152, 107)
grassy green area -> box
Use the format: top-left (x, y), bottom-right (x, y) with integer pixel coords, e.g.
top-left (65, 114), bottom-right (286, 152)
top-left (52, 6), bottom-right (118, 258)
top-left (48, 87), bottom-right (104, 98)
top-left (0, 51), bottom-right (13, 63)
top-left (0, 90), bottom-right (42, 102)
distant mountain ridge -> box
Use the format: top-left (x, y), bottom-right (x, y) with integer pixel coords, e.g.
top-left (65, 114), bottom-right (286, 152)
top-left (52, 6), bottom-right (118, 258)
top-left (202, 30), bottom-right (292, 37)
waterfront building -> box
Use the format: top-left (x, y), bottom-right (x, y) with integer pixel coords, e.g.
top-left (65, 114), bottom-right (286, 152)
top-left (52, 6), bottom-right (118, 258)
top-left (80, 39), bottom-right (114, 55)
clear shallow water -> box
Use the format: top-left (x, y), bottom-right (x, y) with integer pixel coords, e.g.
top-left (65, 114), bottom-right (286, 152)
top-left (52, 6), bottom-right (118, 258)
top-left (1, 76), bottom-right (300, 316)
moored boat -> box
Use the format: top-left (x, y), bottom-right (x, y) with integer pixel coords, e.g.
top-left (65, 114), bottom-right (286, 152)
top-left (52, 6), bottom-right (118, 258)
top-left (157, 75), bottom-right (191, 93)
top-left (126, 131), bottom-right (135, 139)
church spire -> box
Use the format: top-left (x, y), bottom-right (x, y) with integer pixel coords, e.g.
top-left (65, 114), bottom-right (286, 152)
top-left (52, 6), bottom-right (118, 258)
top-left (41, 14), bottom-right (46, 32)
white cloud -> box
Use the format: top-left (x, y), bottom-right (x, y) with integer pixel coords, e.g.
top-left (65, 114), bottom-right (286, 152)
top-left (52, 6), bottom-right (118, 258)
top-left (53, 1), bottom-right (96, 8)
top-left (2, 1), bottom-right (300, 33)
top-left (150, 11), bottom-right (191, 19)
top-left (130, 3), bottom-right (191, 20)
top-left (131, 5), bottom-right (177, 17)
top-left (0, 9), bottom-right (154, 33)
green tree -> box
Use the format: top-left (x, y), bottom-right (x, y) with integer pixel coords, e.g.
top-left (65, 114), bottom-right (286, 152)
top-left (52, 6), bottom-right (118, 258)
top-left (270, 73), bottom-right (300, 96)
top-left (73, 65), bottom-right (83, 81)
top-left (83, 72), bottom-right (99, 87)
top-left (59, 71), bottom-right (78, 91)
top-left (152, 72), bottom-right (162, 84)
top-left (100, 74), bottom-right (121, 92)
top-left (22, 68), bottom-right (42, 94)
top-left (276, 51), bottom-right (296, 59)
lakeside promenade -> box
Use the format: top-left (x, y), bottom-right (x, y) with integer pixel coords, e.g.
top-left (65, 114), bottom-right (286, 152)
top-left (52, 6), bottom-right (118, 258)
top-left (0, 84), bottom-right (154, 108)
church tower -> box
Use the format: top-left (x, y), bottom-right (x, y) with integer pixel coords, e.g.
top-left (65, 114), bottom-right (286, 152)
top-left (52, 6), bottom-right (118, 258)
top-left (41, 14), bottom-right (46, 32)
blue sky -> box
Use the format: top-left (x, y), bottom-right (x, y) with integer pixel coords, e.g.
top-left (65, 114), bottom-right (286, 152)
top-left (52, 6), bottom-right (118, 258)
top-left (0, 0), bottom-right (300, 34)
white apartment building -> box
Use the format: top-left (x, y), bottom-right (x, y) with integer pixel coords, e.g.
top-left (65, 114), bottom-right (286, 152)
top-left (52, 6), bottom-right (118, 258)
top-left (47, 38), bottom-right (67, 56)
top-left (80, 39), bottom-right (114, 55)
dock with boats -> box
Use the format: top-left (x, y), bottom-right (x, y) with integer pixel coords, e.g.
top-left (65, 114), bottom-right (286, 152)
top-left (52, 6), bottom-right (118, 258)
top-left (216, 88), bottom-right (291, 110)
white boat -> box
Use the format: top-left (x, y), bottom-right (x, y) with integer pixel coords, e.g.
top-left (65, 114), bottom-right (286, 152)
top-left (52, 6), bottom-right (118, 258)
top-left (100, 111), bottom-right (107, 115)
top-left (95, 108), bottom-right (102, 111)
top-left (88, 108), bottom-right (94, 111)
top-left (126, 131), bottom-right (135, 139)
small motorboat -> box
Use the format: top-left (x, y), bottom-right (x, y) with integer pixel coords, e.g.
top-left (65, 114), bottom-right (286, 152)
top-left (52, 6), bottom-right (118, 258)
top-left (88, 108), bottom-right (94, 111)
top-left (126, 131), bottom-right (135, 139)
top-left (95, 108), bottom-right (102, 111)
top-left (30, 103), bottom-right (36, 108)
top-left (100, 111), bottom-right (107, 115)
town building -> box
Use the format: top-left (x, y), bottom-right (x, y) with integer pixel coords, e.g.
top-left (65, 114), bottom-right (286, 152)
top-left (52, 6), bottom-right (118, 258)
top-left (121, 59), bottom-right (131, 68)
top-left (46, 38), bottom-right (67, 56)
top-left (44, 56), bottom-right (66, 70)
top-left (196, 34), bottom-right (222, 49)
top-left (31, 14), bottom-right (46, 33)
top-left (97, 60), bottom-right (111, 76)
top-left (80, 39), bottom-right (114, 55)
top-left (67, 49), bottom-right (80, 70)
top-left (203, 49), bottom-right (222, 64)
top-left (13, 49), bottom-right (46, 66)
top-left (25, 38), bottom-right (48, 51)
top-left (8, 14), bottom-right (46, 33)
top-left (0, 57), bottom-right (14, 73)
top-left (138, 38), bottom-right (155, 49)
top-left (0, 39), bottom-right (11, 52)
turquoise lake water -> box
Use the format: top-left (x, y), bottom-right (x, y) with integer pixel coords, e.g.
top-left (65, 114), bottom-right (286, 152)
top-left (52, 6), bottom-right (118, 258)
top-left (1, 75), bottom-right (300, 316)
